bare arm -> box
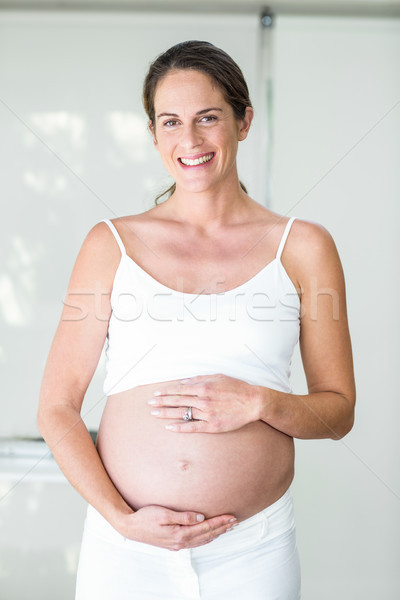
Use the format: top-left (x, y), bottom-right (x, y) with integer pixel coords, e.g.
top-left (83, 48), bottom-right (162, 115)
top-left (255, 221), bottom-right (356, 440)
top-left (37, 221), bottom-right (237, 549)
top-left (37, 222), bottom-right (133, 528)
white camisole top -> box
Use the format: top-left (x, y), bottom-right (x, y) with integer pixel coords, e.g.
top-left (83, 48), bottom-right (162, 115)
top-left (101, 217), bottom-right (300, 396)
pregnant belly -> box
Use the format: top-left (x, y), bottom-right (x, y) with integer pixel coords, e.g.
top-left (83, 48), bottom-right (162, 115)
top-left (96, 380), bottom-right (295, 521)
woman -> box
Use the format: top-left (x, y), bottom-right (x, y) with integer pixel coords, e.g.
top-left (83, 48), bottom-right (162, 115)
top-left (38, 41), bottom-right (356, 599)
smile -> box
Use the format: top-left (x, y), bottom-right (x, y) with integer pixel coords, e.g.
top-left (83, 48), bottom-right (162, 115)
top-left (179, 153), bottom-right (215, 167)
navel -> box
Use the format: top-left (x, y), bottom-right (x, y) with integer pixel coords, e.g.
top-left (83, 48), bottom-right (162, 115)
top-left (177, 460), bottom-right (191, 472)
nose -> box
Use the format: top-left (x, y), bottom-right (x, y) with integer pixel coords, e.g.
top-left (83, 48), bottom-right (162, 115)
top-left (179, 123), bottom-right (203, 151)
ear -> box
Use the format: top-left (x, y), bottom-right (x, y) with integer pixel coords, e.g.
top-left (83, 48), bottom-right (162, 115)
top-left (238, 107), bottom-right (254, 142)
top-left (149, 121), bottom-right (158, 146)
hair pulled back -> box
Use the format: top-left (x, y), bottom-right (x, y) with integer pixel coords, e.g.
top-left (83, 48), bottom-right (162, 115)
top-left (142, 40), bottom-right (253, 204)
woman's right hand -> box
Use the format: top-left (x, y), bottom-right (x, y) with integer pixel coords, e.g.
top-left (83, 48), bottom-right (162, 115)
top-left (117, 505), bottom-right (238, 551)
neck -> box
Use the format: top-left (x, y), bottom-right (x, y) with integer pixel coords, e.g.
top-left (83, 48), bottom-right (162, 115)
top-left (161, 177), bottom-right (251, 232)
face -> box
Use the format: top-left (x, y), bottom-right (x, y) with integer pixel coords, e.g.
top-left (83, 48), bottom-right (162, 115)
top-left (150, 69), bottom-right (253, 195)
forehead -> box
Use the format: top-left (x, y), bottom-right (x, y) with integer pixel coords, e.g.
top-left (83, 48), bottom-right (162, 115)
top-left (154, 69), bottom-right (227, 111)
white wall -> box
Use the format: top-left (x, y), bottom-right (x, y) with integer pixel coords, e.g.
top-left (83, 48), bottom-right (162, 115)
top-left (270, 15), bottom-right (400, 599)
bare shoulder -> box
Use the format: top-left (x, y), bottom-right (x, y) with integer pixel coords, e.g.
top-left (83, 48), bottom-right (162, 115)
top-left (83, 218), bottom-right (116, 242)
top-left (82, 219), bottom-right (122, 261)
top-left (290, 217), bottom-right (336, 250)
top-left (110, 206), bottom-right (163, 227)
top-left (282, 218), bottom-right (343, 290)
top-left (107, 210), bottom-right (165, 239)
top-left (69, 219), bottom-right (123, 291)
top-left (288, 218), bottom-right (340, 263)
top-left (86, 215), bottom-right (152, 248)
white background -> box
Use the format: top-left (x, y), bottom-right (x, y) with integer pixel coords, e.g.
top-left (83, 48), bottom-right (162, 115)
top-left (0, 7), bottom-right (399, 599)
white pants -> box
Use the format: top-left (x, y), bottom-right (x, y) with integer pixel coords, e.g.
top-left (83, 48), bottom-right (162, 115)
top-left (75, 488), bottom-right (301, 600)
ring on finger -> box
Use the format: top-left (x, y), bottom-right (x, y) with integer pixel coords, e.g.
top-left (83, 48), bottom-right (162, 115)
top-left (183, 406), bottom-right (193, 422)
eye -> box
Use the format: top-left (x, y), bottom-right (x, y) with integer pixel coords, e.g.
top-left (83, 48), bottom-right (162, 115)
top-left (163, 119), bottom-right (179, 128)
top-left (200, 115), bottom-right (217, 123)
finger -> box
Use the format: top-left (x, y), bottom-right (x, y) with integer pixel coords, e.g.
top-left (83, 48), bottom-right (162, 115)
top-left (152, 384), bottom-right (190, 397)
top-left (153, 380), bottom-right (211, 398)
top-left (165, 420), bottom-right (210, 433)
top-left (210, 519), bottom-right (238, 536)
top-left (150, 406), bottom-right (204, 421)
top-left (164, 509), bottom-right (206, 526)
top-left (153, 373), bottom-right (223, 398)
top-left (152, 388), bottom-right (208, 406)
top-left (149, 407), bottom-right (181, 419)
top-left (149, 397), bottom-right (210, 417)
top-left (188, 529), bottom-right (226, 548)
top-left (183, 516), bottom-right (239, 546)
top-left (182, 514), bottom-right (237, 534)
top-left (200, 514), bottom-right (238, 530)
top-left (149, 394), bottom-right (204, 408)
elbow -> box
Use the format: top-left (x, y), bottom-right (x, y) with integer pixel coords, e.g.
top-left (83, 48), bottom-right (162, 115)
top-left (331, 415), bottom-right (354, 440)
top-left (36, 399), bottom-right (56, 440)
top-left (37, 396), bottom-right (82, 442)
top-left (331, 393), bottom-right (356, 440)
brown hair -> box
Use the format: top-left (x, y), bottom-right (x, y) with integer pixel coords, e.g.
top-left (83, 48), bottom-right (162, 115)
top-left (142, 40), bottom-right (253, 205)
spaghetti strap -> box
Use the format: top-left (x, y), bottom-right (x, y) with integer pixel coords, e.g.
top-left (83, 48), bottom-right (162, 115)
top-left (101, 219), bottom-right (126, 256)
top-left (276, 217), bottom-right (296, 261)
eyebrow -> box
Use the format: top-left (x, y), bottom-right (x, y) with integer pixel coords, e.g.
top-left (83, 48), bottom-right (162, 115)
top-left (156, 107), bottom-right (223, 119)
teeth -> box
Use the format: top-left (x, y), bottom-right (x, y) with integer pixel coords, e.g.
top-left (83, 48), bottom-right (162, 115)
top-left (180, 153), bottom-right (214, 166)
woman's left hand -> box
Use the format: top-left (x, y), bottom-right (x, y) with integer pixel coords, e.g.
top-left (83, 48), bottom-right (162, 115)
top-left (148, 373), bottom-right (262, 433)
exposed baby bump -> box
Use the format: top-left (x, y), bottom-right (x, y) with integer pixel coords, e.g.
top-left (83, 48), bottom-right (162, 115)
top-left (97, 381), bottom-right (294, 520)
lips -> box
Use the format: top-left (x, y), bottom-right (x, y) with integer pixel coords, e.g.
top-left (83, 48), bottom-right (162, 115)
top-left (178, 152), bottom-right (215, 167)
